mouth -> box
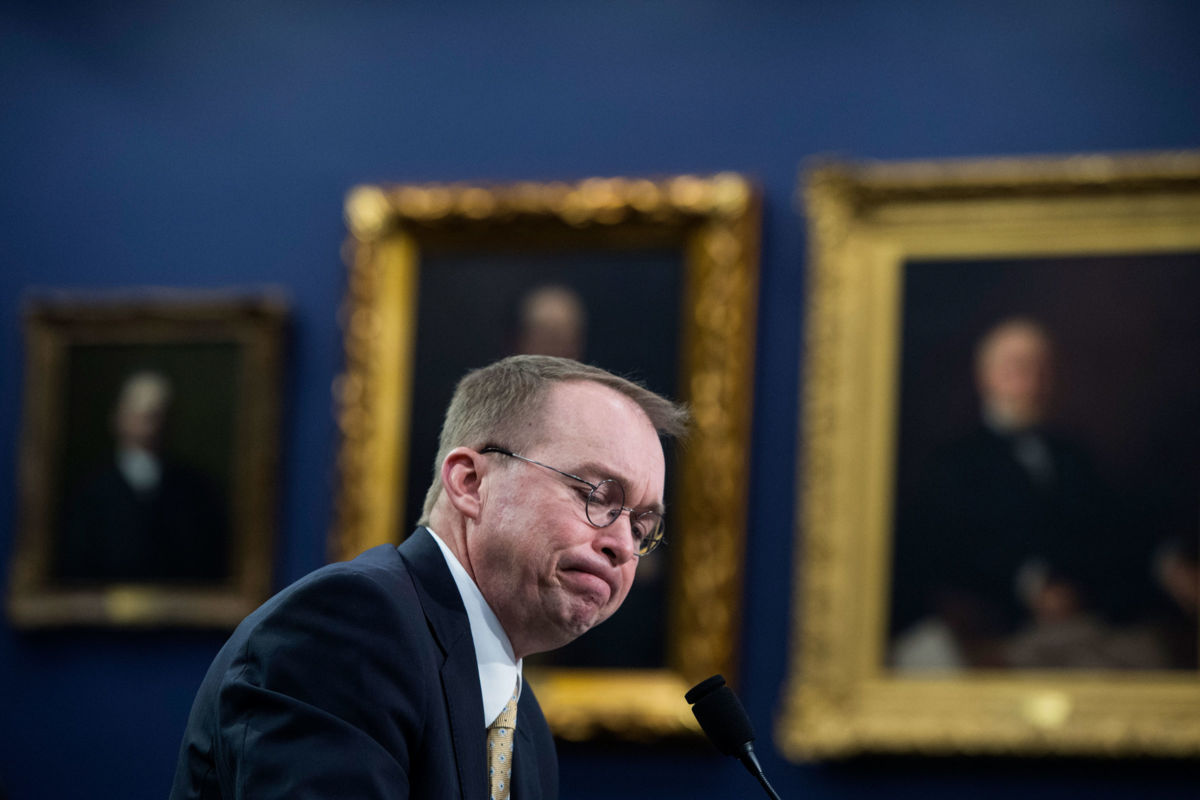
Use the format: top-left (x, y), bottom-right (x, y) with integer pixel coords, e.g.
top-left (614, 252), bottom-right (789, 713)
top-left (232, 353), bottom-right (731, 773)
top-left (560, 565), bottom-right (613, 603)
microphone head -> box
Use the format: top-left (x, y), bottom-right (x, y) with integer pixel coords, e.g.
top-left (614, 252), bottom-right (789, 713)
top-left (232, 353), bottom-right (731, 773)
top-left (684, 673), bottom-right (726, 705)
top-left (685, 674), bottom-right (756, 757)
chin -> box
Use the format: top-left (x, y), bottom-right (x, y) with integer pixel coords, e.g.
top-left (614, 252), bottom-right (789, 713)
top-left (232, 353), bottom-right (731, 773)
top-left (558, 603), bottom-right (607, 640)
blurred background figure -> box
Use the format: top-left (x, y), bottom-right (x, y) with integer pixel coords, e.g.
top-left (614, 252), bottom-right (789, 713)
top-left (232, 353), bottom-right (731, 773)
top-left (56, 370), bottom-right (229, 583)
top-left (1149, 536), bottom-right (1200, 668)
top-left (890, 318), bottom-right (1162, 669)
top-left (1001, 559), bottom-right (1170, 669)
top-left (975, 317), bottom-right (1055, 432)
top-left (513, 284), bottom-right (588, 360)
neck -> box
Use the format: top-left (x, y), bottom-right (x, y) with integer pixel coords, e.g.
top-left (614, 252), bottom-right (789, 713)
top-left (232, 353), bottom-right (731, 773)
top-left (982, 403), bottom-right (1043, 433)
top-left (425, 511), bottom-right (477, 585)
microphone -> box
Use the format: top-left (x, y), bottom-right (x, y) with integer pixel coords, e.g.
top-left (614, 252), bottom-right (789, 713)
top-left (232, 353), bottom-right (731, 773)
top-left (685, 675), bottom-right (781, 800)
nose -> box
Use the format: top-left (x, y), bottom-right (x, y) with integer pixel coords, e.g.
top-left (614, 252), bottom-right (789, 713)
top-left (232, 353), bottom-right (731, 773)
top-left (594, 511), bottom-right (637, 565)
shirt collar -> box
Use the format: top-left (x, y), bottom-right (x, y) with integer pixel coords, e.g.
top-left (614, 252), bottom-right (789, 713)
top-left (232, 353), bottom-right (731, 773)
top-left (426, 527), bottom-right (522, 727)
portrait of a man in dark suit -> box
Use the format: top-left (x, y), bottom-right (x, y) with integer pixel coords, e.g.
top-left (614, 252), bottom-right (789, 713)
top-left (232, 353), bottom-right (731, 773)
top-left (891, 319), bottom-right (1148, 668)
top-left (56, 369), bottom-right (230, 583)
top-left (405, 253), bottom-right (682, 672)
top-left (888, 254), bottom-right (1200, 673)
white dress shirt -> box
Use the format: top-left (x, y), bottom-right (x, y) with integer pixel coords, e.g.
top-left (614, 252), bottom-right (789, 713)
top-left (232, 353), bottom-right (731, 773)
top-left (427, 528), bottom-right (523, 727)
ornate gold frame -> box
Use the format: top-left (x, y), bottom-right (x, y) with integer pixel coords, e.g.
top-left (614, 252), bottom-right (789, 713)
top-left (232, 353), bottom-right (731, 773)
top-left (7, 293), bottom-right (287, 628)
top-left (335, 174), bottom-right (759, 740)
top-left (779, 150), bottom-right (1200, 759)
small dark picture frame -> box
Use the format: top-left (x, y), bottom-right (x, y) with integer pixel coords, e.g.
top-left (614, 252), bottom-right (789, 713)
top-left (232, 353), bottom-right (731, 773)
top-left (7, 292), bottom-right (287, 628)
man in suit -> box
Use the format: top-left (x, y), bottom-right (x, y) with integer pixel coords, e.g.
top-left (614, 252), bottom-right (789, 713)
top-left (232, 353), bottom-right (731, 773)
top-left (171, 355), bottom-right (688, 799)
top-left (890, 318), bottom-right (1135, 668)
top-left (57, 370), bottom-right (229, 582)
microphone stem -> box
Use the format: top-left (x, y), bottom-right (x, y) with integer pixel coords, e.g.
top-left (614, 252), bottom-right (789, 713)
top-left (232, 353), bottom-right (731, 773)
top-left (752, 770), bottom-right (781, 800)
top-left (739, 745), bottom-right (782, 800)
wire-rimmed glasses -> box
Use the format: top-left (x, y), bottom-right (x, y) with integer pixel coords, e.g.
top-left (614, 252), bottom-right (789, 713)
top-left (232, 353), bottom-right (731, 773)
top-left (479, 446), bottom-right (665, 556)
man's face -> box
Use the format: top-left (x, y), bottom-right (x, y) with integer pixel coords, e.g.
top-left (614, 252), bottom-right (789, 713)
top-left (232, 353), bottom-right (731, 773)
top-left (977, 325), bottom-right (1053, 428)
top-left (467, 380), bottom-right (665, 658)
top-left (516, 287), bottom-right (586, 360)
top-left (113, 385), bottom-right (170, 452)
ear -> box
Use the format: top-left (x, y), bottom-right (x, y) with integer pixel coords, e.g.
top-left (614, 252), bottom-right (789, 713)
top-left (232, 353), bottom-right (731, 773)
top-left (440, 447), bottom-right (484, 520)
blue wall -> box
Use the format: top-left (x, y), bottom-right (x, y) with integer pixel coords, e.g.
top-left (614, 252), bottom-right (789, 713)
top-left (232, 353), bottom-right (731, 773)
top-left (2, 2), bottom-right (1198, 798)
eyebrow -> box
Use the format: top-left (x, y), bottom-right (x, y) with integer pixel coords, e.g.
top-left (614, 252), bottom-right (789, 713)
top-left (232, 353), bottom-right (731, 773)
top-left (571, 460), bottom-right (666, 516)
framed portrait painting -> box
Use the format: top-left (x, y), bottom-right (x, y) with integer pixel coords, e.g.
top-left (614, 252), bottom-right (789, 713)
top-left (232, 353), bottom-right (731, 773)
top-left (7, 293), bottom-right (287, 628)
top-left (334, 174), bottom-right (760, 741)
top-left (780, 151), bottom-right (1200, 758)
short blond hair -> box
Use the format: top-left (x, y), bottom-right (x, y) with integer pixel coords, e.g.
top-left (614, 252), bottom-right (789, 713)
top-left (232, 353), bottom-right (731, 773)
top-left (417, 355), bottom-right (688, 525)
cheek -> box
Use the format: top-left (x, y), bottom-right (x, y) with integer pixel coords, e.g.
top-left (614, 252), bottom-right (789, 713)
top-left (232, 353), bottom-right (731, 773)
top-left (487, 494), bottom-right (546, 548)
top-left (608, 563), bottom-right (638, 609)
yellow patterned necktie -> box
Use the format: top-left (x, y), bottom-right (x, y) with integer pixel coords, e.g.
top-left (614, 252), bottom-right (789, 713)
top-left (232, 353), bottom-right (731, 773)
top-left (487, 684), bottom-right (519, 800)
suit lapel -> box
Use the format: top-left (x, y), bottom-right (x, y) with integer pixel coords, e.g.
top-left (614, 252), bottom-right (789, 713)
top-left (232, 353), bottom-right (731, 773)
top-left (399, 528), bottom-right (487, 800)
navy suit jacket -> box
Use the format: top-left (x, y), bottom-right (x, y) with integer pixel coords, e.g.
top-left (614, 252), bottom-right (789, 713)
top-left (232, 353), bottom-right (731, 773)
top-left (891, 425), bottom-right (1126, 635)
top-left (171, 528), bottom-right (558, 799)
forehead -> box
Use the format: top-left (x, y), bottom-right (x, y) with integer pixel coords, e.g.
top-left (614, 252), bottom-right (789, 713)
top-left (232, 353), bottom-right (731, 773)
top-left (983, 326), bottom-right (1050, 363)
top-left (530, 380), bottom-right (665, 479)
top-left (117, 379), bottom-right (170, 414)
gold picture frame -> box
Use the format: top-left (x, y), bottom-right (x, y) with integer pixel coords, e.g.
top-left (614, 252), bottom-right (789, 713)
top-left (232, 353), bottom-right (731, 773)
top-left (335, 174), bottom-right (759, 741)
top-left (8, 292), bottom-right (288, 628)
top-left (780, 150), bottom-right (1200, 759)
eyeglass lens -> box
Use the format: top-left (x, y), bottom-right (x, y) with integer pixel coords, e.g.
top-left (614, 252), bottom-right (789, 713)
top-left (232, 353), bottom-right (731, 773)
top-left (584, 479), bottom-right (663, 555)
